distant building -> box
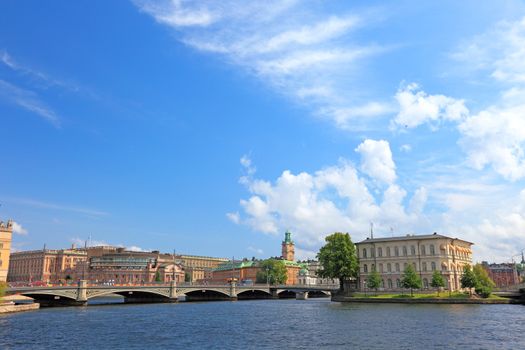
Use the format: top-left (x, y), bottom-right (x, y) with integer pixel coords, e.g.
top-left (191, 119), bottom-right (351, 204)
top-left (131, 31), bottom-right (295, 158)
top-left (297, 260), bottom-right (338, 286)
top-left (175, 254), bottom-right (229, 283)
top-left (481, 262), bottom-right (520, 288)
top-left (211, 231), bottom-right (302, 285)
top-left (356, 233), bottom-right (473, 291)
top-left (8, 245), bottom-right (88, 284)
top-left (0, 220), bottom-right (13, 282)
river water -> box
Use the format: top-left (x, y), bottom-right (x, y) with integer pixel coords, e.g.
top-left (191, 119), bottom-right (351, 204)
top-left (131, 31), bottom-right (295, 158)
top-left (1, 298), bottom-right (524, 349)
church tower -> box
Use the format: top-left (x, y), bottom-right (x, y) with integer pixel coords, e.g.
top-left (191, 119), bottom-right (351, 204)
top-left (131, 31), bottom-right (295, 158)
top-left (281, 231), bottom-right (295, 261)
top-left (0, 219), bottom-right (13, 282)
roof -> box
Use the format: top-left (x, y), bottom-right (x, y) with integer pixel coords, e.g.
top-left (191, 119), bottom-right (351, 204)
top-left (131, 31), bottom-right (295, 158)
top-left (356, 233), bottom-right (474, 245)
top-left (213, 260), bottom-right (257, 271)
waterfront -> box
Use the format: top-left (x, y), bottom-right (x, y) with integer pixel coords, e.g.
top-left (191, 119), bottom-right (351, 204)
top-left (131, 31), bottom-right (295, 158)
top-left (0, 299), bottom-right (524, 349)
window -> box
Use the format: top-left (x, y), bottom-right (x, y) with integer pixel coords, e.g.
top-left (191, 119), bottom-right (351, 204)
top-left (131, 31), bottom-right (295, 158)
top-left (378, 247), bottom-right (383, 257)
top-left (363, 264), bottom-right (368, 273)
top-left (0, 243), bottom-right (3, 249)
top-left (423, 278), bottom-right (429, 288)
top-left (387, 263), bottom-right (392, 272)
top-left (387, 279), bottom-right (393, 289)
top-left (421, 245), bottom-right (426, 255)
top-left (431, 262), bottom-right (436, 271)
top-left (362, 248), bottom-right (367, 258)
top-left (404, 262), bottom-right (408, 271)
top-left (396, 279), bottom-right (401, 288)
top-left (386, 247), bottom-right (391, 257)
top-left (430, 245), bottom-right (435, 255)
top-left (411, 245), bottom-right (416, 256)
top-left (394, 247), bottom-right (399, 256)
top-left (403, 246), bottom-right (408, 256)
top-left (412, 262), bottom-right (417, 271)
top-left (422, 262), bottom-right (427, 271)
top-left (379, 263), bottom-right (383, 273)
top-left (381, 279), bottom-right (385, 288)
top-left (395, 263), bottom-right (400, 272)
top-left (371, 248), bottom-right (375, 258)
top-left (371, 263), bottom-right (376, 272)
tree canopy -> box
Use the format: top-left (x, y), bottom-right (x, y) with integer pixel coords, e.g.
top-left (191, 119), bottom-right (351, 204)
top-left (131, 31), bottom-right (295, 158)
top-left (401, 264), bottom-right (421, 296)
top-left (317, 232), bottom-right (359, 290)
top-left (473, 264), bottom-right (495, 297)
top-left (430, 270), bottom-right (445, 296)
top-left (460, 265), bottom-right (477, 294)
top-left (0, 281), bottom-right (6, 300)
top-left (256, 259), bottom-right (288, 285)
top-left (367, 269), bottom-right (382, 291)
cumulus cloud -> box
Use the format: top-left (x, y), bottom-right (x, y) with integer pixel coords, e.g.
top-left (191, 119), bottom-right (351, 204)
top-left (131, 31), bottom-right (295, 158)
top-left (393, 83), bottom-right (469, 129)
top-left (230, 140), bottom-right (428, 252)
top-left (355, 139), bottom-right (396, 184)
top-left (226, 211), bottom-right (240, 224)
top-left (12, 221), bottom-right (28, 235)
top-left (133, 0), bottom-right (391, 130)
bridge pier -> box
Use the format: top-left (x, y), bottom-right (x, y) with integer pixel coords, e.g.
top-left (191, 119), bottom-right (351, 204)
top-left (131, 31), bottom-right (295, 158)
top-left (76, 280), bottom-right (88, 305)
top-left (295, 292), bottom-right (308, 300)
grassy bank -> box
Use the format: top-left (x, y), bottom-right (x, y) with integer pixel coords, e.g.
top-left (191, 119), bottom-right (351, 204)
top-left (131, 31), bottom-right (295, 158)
top-left (349, 292), bottom-right (505, 300)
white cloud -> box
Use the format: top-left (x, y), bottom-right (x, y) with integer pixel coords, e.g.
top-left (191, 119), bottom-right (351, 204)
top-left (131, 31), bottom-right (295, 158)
top-left (12, 221), bottom-right (28, 235)
top-left (0, 79), bottom-right (61, 128)
top-left (133, 1), bottom-right (391, 130)
top-left (454, 16), bottom-right (525, 84)
top-left (247, 246), bottom-right (264, 255)
top-left (226, 211), bottom-right (240, 224)
top-left (240, 155), bottom-right (256, 175)
top-left (400, 144), bottom-right (411, 152)
top-left (393, 83), bottom-right (468, 129)
top-left (231, 141), bottom-right (429, 253)
top-left (355, 139), bottom-right (396, 184)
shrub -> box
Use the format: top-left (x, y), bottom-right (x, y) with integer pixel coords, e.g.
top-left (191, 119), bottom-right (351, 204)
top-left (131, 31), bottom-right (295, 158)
top-left (475, 285), bottom-right (492, 298)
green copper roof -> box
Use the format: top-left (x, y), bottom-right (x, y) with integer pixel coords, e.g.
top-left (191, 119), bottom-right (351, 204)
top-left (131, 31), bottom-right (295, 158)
top-left (213, 260), bottom-right (256, 272)
top-left (283, 231), bottom-right (293, 244)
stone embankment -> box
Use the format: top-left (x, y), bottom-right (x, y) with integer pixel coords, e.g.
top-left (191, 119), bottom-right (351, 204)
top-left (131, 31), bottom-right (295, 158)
top-left (0, 302), bottom-right (40, 314)
top-left (332, 295), bottom-right (521, 304)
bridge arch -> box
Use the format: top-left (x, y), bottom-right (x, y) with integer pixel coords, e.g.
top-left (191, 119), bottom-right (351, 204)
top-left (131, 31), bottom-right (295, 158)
top-left (182, 288), bottom-right (232, 301)
top-left (87, 288), bottom-right (170, 300)
top-left (236, 289), bottom-right (272, 300)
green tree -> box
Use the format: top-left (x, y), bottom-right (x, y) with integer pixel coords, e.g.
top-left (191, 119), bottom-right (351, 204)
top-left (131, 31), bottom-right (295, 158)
top-left (430, 270), bottom-right (445, 296)
top-left (155, 270), bottom-right (162, 282)
top-left (317, 232), bottom-right (359, 291)
top-left (401, 264), bottom-right (422, 296)
top-left (0, 281), bottom-right (6, 300)
top-left (256, 259), bottom-right (288, 285)
top-left (473, 264), bottom-right (495, 298)
top-left (367, 269), bottom-right (382, 293)
top-left (460, 265), bottom-right (477, 295)
top-left (184, 272), bottom-right (191, 283)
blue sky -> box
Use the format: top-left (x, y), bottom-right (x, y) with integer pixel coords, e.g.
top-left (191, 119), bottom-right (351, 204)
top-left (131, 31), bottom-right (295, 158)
top-left (1, 1), bottom-right (525, 262)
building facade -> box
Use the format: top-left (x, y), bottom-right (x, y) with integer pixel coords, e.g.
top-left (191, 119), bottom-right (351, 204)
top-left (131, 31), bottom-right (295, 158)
top-left (356, 233), bottom-right (473, 291)
top-left (176, 254), bottom-right (229, 283)
top-left (211, 231), bottom-right (302, 285)
top-left (8, 246), bottom-right (88, 284)
top-left (297, 260), bottom-right (339, 286)
top-left (481, 262), bottom-right (520, 288)
top-left (0, 220), bottom-right (13, 282)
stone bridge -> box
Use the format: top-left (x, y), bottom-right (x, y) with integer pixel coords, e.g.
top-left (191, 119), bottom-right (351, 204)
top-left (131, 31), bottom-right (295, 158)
top-left (6, 281), bottom-right (339, 306)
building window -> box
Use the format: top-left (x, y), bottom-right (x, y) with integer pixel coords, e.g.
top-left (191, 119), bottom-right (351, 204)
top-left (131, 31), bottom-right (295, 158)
top-left (430, 245), bottom-right (435, 255)
top-left (387, 279), bottom-right (393, 289)
top-left (396, 279), bottom-right (401, 288)
top-left (362, 248), bottom-right (367, 258)
top-left (371, 264), bottom-right (376, 272)
top-left (371, 248), bottom-right (375, 258)
top-left (423, 278), bottom-right (429, 288)
top-left (411, 246), bottom-right (416, 256)
top-left (387, 263), bottom-right (392, 272)
top-left (395, 263), bottom-right (400, 272)
top-left (386, 247), bottom-right (391, 257)
top-left (363, 264), bottom-right (368, 273)
top-left (403, 246), bottom-right (408, 256)
top-left (422, 262), bottom-right (427, 272)
top-left (403, 262), bottom-right (408, 271)
top-left (381, 279), bottom-right (385, 288)
top-left (379, 263), bottom-right (384, 273)
top-left (394, 247), bottom-right (399, 257)
top-left (412, 262), bottom-right (417, 271)
top-left (431, 262), bottom-right (436, 271)
top-left (378, 247), bottom-right (383, 257)
top-left (421, 245), bottom-right (426, 255)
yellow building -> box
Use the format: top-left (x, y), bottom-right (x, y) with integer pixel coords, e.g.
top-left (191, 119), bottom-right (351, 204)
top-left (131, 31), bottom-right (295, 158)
top-left (356, 233), bottom-right (473, 291)
top-left (0, 220), bottom-right (14, 282)
top-left (176, 254), bottom-right (229, 282)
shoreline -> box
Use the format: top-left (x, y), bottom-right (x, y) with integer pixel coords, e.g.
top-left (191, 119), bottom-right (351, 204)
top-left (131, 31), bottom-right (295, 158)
top-left (332, 295), bottom-right (523, 304)
top-left (0, 302), bottom-right (40, 314)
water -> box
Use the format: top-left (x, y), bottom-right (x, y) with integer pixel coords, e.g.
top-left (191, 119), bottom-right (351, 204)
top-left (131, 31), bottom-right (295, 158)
top-left (1, 298), bottom-right (524, 349)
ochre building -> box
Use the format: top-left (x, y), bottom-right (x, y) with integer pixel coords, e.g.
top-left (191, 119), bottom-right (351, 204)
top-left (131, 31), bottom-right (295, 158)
top-left (0, 220), bottom-right (13, 282)
top-left (176, 254), bottom-right (229, 283)
top-left (356, 233), bottom-right (473, 291)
